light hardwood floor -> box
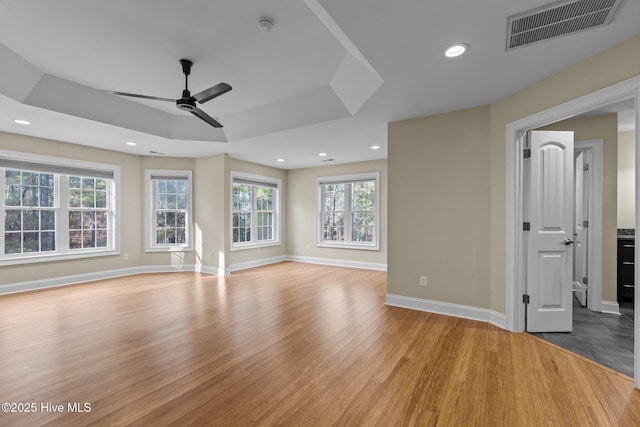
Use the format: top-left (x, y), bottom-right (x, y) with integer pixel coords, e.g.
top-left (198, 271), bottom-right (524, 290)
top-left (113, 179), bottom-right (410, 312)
top-left (0, 261), bottom-right (639, 426)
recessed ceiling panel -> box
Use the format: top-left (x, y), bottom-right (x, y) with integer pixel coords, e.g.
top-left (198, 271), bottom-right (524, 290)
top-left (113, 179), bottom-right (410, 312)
top-left (0, 0), bottom-right (346, 115)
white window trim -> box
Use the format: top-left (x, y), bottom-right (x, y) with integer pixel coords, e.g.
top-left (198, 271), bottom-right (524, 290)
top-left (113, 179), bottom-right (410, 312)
top-left (230, 171), bottom-right (281, 251)
top-left (145, 169), bottom-right (193, 252)
top-left (316, 172), bottom-right (380, 251)
top-left (0, 149), bottom-right (121, 266)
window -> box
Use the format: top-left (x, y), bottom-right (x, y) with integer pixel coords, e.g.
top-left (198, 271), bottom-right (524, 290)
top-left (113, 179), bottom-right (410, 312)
top-left (0, 150), bottom-right (119, 265)
top-left (145, 170), bottom-right (193, 251)
top-left (231, 172), bottom-right (280, 250)
top-left (68, 176), bottom-right (110, 249)
top-left (317, 172), bottom-right (379, 250)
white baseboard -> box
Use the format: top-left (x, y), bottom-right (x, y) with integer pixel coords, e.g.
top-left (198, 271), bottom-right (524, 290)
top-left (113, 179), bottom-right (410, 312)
top-left (195, 264), bottom-right (223, 275)
top-left (0, 264), bottom-right (220, 296)
top-left (600, 300), bottom-right (620, 315)
top-left (228, 255), bottom-right (289, 273)
top-left (142, 264), bottom-right (197, 273)
top-left (0, 256), bottom-right (387, 296)
top-left (286, 255), bottom-right (387, 271)
top-left (385, 293), bottom-right (507, 330)
top-left (0, 266), bottom-right (146, 295)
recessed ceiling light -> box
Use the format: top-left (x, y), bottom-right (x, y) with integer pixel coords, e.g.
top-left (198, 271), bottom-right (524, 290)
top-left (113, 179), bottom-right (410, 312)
top-left (444, 43), bottom-right (469, 58)
top-left (126, 141), bottom-right (137, 146)
top-left (14, 119), bottom-right (30, 125)
top-left (319, 152), bottom-right (328, 157)
top-left (371, 145), bottom-right (381, 150)
top-left (277, 158), bottom-right (285, 162)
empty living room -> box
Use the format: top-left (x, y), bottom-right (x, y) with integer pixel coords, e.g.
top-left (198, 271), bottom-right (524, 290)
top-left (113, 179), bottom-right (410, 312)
top-left (1, 0), bottom-right (640, 425)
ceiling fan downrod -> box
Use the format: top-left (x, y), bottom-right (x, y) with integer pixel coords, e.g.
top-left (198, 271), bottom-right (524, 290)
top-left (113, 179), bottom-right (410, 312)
top-left (180, 59), bottom-right (193, 98)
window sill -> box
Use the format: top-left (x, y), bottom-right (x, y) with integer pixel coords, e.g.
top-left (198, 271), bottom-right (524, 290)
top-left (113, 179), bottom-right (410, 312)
top-left (316, 242), bottom-right (380, 251)
top-left (145, 245), bottom-right (193, 253)
top-left (0, 248), bottom-right (120, 267)
top-left (230, 241), bottom-right (281, 251)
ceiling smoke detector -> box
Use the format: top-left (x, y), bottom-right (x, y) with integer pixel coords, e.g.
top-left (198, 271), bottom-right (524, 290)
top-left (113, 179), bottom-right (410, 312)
top-left (258, 18), bottom-right (274, 33)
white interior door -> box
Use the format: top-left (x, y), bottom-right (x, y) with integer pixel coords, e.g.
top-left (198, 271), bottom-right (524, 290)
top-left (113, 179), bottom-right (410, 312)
top-left (526, 130), bottom-right (575, 332)
top-left (573, 150), bottom-right (589, 307)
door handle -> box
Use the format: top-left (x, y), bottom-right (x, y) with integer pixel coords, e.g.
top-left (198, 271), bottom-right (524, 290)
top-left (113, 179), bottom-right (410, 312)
top-left (561, 239), bottom-right (574, 246)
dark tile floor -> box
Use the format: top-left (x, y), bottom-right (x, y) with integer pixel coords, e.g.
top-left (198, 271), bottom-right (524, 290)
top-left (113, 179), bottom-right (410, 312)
top-left (531, 299), bottom-right (635, 377)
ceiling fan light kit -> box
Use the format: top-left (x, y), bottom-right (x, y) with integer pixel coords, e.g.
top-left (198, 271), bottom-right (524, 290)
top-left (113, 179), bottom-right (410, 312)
top-left (107, 59), bottom-right (231, 129)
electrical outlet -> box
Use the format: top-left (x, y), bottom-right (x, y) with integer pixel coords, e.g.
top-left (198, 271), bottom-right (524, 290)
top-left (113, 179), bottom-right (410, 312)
top-left (123, 253), bottom-right (129, 261)
top-left (419, 276), bottom-right (427, 287)
top-left (306, 245), bottom-right (311, 251)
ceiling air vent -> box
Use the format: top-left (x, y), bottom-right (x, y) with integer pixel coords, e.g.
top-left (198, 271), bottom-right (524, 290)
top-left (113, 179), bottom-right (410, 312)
top-left (506, 0), bottom-right (623, 50)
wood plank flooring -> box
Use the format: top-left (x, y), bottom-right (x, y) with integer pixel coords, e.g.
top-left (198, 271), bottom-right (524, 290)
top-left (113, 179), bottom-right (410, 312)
top-left (0, 261), bottom-right (639, 426)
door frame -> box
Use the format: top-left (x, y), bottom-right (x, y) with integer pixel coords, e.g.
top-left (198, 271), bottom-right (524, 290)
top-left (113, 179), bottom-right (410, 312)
top-left (505, 75), bottom-right (639, 388)
top-left (574, 139), bottom-right (604, 313)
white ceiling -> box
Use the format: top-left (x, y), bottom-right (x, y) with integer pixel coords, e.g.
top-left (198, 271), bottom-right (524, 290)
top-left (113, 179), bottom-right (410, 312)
top-left (0, 0), bottom-right (638, 169)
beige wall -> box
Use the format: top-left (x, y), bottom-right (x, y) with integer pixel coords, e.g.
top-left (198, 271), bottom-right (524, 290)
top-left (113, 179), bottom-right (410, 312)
top-left (227, 157), bottom-right (288, 267)
top-left (618, 130), bottom-right (636, 228)
top-left (539, 115), bottom-right (618, 301)
top-left (194, 154), bottom-right (226, 271)
top-left (286, 159), bottom-right (387, 266)
top-left (388, 106), bottom-right (491, 307)
top-left (388, 33), bottom-right (640, 313)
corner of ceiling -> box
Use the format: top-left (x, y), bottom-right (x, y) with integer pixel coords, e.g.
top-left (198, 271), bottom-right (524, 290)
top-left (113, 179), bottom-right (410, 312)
top-left (305, 0), bottom-right (383, 115)
top-left (0, 42), bottom-right (44, 103)
top-left (330, 52), bottom-right (384, 115)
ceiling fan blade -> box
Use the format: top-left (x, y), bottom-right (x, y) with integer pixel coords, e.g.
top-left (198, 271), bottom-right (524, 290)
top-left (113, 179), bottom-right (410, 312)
top-left (192, 83), bottom-right (232, 104)
top-left (104, 91), bottom-right (175, 103)
top-left (190, 107), bottom-right (223, 128)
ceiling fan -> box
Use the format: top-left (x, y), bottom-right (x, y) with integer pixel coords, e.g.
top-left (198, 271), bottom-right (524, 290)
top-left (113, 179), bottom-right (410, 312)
top-left (106, 59), bottom-right (231, 128)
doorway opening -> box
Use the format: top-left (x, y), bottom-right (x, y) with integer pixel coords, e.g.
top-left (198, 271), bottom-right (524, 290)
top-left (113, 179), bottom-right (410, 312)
top-left (528, 138), bottom-right (634, 377)
top-left (505, 76), bottom-right (639, 387)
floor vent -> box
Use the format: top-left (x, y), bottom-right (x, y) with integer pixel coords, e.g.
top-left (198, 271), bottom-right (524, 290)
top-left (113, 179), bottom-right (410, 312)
top-left (506, 0), bottom-right (623, 50)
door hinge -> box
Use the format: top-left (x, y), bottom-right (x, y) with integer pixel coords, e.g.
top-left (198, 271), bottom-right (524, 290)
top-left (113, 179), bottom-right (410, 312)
top-left (583, 163), bottom-right (589, 171)
top-left (524, 149), bottom-right (531, 159)
top-left (583, 277), bottom-right (588, 285)
top-left (583, 220), bottom-right (588, 228)
top-left (523, 294), bottom-right (530, 304)
top-left (523, 222), bottom-right (531, 231)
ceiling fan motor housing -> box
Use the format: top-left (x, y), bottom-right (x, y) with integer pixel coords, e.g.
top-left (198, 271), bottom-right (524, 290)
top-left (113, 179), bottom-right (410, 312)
top-left (176, 96), bottom-right (197, 111)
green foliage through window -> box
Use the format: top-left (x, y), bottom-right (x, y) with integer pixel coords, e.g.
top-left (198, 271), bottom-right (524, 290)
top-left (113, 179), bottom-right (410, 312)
top-left (153, 179), bottom-right (188, 245)
top-left (68, 176), bottom-right (109, 250)
top-left (232, 180), bottom-right (277, 246)
top-left (320, 178), bottom-right (376, 246)
top-left (3, 168), bottom-right (114, 258)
